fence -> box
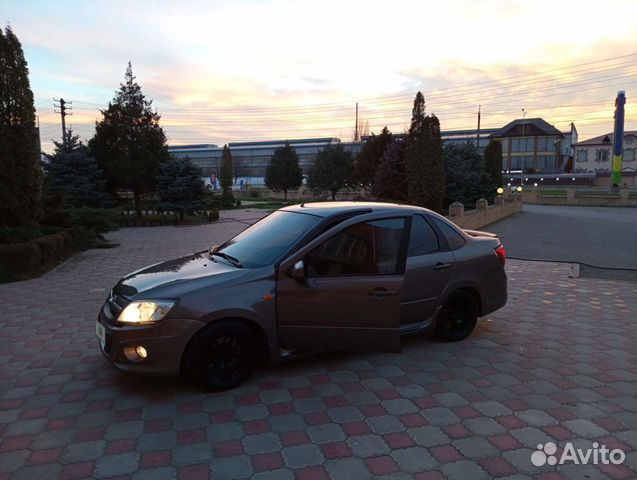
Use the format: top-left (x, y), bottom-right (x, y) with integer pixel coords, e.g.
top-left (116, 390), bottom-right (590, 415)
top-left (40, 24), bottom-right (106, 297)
top-left (523, 188), bottom-right (636, 207)
top-left (447, 194), bottom-right (523, 229)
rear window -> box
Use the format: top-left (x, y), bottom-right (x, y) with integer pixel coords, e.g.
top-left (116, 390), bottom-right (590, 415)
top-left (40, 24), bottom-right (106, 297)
top-left (408, 215), bottom-right (439, 256)
top-left (432, 217), bottom-right (466, 250)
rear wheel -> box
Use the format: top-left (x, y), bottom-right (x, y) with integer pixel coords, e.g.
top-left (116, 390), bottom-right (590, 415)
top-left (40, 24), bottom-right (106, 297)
top-left (185, 323), bottom-right (257, 391)
top-left (436, 290), bottom-right (479, 342)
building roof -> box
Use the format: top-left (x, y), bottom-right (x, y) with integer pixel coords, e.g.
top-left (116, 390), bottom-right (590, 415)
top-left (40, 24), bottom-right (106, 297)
top-left (572, 131), bottom-right (637, 147)
top-left (489, 118), bottom-right (564, 138)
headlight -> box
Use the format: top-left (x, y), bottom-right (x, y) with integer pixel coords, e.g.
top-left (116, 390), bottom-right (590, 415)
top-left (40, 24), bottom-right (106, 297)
top-left (117, 300), bottom-right (175, 325)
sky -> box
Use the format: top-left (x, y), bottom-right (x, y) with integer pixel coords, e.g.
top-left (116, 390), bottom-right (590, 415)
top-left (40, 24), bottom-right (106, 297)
top-left (3, 0), bottom-right (637, 152)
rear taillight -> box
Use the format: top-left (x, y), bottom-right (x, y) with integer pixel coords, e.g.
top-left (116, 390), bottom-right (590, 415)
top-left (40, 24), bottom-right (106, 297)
top-left (495, 244), bottom-right (506, 266)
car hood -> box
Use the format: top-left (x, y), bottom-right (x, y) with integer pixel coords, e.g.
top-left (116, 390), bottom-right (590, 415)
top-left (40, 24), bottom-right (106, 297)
top-left (114, 251), bottom-right (245, 298)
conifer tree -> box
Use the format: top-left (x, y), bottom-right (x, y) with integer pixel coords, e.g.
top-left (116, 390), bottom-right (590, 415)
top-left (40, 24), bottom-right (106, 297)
top-left (156, 156), bottom-right (205, 221)
top-left (308, 144), bottom-right (354, 200)
top-left (219, 145), bottom-right (234, 206)
top-left (353, 126), bottom-right (393, 188)
top-left (371, 140), bottom-right (408, 202)
top-left (265, 142), bottom-right (303, 200)
top-left (89, 62), bottom-right (169, 220)
top-left (0, 26), bottom-right (43, 231)
top-left (44, 130), bottom-right (107, 207)
top-left (483, 139), bottom-right (504, 195)
top-left (405, 92), bottom-right (445, 212)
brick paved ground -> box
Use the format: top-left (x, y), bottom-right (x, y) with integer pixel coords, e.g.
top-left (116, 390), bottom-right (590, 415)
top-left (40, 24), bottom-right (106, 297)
top-left (0, 210), bottom-right (635, 479)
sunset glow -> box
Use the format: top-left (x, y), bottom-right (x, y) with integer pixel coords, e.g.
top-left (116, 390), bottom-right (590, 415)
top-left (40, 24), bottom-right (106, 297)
top-left (5, 0), bottom-right (636, 152)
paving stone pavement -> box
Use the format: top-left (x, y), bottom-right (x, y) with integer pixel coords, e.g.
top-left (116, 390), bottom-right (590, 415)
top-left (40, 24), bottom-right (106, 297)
top-left (0, 210), bottom-right (635, 479)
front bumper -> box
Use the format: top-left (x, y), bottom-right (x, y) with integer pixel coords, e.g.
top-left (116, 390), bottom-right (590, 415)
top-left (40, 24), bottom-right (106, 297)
top-left (97, 303), bottom-right (204, 376)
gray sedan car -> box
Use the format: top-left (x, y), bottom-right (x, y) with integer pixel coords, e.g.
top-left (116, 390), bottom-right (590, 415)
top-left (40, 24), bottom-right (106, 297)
top-left (97, 202), bottom-right (507, 390)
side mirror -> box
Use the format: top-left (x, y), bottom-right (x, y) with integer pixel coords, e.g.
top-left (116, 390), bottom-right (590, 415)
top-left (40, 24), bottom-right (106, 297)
top-left (288, 260), bottom-right (306, 280)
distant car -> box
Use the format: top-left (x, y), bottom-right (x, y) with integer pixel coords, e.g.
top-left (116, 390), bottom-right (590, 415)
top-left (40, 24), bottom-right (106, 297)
top-left (97, 202), bottom-right (507, 390)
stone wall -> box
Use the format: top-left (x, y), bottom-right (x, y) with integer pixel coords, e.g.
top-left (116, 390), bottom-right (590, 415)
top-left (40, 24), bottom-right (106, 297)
top-left (523, 188), bottom-right (636, 207)
top-left (447, 194), bottom-right (523, 229)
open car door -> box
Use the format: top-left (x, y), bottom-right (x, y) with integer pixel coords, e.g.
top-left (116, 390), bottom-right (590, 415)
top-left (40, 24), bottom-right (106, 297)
top-left (275, 214), bottom-right (409, 352)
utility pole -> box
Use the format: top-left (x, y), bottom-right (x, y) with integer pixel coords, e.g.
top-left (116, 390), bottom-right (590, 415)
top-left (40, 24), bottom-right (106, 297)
top-left (354, 102), bottom-right (359, 142)
top-left (476, 105), bottom-right (481, 148)
top-left (53, 98), bottom-right (72, 146)
top-left (520, 108), bottom-right (526, 189)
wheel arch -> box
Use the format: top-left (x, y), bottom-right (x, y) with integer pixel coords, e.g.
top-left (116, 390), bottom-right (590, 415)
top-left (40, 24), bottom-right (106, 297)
top-left (179, 317), bottom-right (269, 377)
top-left (443, 285), bottom-right (484, 316)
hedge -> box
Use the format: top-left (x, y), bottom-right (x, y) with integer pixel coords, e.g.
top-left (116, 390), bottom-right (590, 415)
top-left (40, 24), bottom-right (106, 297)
top-left (0, 231), bottom-right (73, 282)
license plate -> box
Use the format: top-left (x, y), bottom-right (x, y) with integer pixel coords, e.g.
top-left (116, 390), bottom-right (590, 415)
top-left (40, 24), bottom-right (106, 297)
top-left (95, 321), bottom-right (106, 349)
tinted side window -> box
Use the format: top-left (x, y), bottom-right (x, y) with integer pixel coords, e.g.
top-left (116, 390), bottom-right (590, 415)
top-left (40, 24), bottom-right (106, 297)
top-left (432, 218), bottom-right (466, 250)
top-left (408, 215), bottom-right (439, 257)
top-left (305, 218), bottom-right (405, 276)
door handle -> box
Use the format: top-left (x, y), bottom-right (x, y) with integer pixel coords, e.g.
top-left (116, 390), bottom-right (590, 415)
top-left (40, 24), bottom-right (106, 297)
top-left (433, 263), bottom-right (451, 270)
top-left (368, 288), bottom-right (398, 297)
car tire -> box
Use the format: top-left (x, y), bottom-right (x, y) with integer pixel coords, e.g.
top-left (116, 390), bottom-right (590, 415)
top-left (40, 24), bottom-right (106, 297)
top-left (436, 290), bottom-right (479, 342)
top-left (185, 322), bottom-right (257, 391)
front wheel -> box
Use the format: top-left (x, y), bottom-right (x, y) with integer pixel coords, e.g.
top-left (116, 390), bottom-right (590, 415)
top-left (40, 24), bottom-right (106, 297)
top-left (436, 290), bottom-right (479, 342)
top-left (184, 323), bottom-right (257, 391)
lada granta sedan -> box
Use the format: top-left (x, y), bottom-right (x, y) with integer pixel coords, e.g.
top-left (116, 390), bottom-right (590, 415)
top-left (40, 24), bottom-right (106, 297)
top-left (97, 202), bottom-right (507, 391)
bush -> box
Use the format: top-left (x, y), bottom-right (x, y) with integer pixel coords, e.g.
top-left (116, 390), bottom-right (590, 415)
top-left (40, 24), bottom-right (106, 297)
top-left (0, 242), bottom-right (41, 277)
top-left (235, 200), bottom-right (242, 207)
top-left (68, 207), bottom-right (119, 234)
top-left (0, 226), bottom-right (41, 243)
top-left (208, 208), bottom-right (220, 221)
top-left (221, 190), bottom-right (235, 208)
top-left (249, 189), bottom-right (260, 198)
top-left (0, 231), bottom-right (74, 282)
top-left (33, 231), bottom-right (71, 260)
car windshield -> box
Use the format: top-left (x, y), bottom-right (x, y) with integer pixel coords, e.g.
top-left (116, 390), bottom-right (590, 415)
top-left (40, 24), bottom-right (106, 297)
top-left (217, 210), bottom-right (322, 268)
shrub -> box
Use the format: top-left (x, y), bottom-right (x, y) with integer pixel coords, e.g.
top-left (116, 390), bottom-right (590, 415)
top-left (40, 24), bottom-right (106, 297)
top-left (33, 231), bottom-right (71, 260)
top-left (249, 189), bottom-right (260, 198)
top-left (68, 207), bottom-right (119, 234)
top-left (208, 208), bottom-right (220, 221)
top-left (0, 242), bottom-right (41, 277)
top-left (0, 226), bottom-right (41, 244)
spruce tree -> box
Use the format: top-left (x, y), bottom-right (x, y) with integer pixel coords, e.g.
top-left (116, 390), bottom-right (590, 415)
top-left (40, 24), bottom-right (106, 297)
top-left (308, 144), bottom-right (354, 200)
top-left (219, 145), bottom-right (234, 206)
top-left (44, 130), bottom-right (107, 207)
top-left (0, 26), bottom-right (43, 232)
top-left (353, 126), bottom-right (393, 188)
top-left (264, 142), bottom-right (302, 200)
top-left (89, 62), bottom-right (169, 220)
top-left (371, 140), bottom-right (408, 202)
top-left (156, 156), bottom-right (205, 221)
top-left (444, 143), bottom-right (490, 208)
top-left (483, 140), bottom-right (504, 195)
top-left (405, 92), bottom-right (445, 212)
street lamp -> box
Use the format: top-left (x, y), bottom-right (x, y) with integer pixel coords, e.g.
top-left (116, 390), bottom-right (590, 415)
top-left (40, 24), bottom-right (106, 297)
top-left (496, 187), bottom-right (504, 195)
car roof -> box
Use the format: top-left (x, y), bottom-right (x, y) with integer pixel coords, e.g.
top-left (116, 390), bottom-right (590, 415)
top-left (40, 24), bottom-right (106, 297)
top-left (281, 201), bottom-right (429, 218)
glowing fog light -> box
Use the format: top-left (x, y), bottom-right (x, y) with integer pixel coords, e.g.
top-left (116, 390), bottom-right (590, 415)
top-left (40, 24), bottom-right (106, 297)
top-left (135, 345), bottom-right (148, 359)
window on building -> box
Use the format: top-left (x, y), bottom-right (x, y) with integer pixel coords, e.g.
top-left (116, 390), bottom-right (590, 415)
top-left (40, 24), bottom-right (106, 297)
top-left (595, 149), bottom-right (610, 162)
top-left (576, 150), bottom-right (588, 163)
top-left (500, 140), bottom-right (509, 153)
top-left (524, 138), bottom-right (534, 152)
top-left (536, 155), bottom-right (555, 171)
top-left (523, 156), bottom-right (534, 171)
top-left (510, 156), bottom-right (522, 170)
top-left (537, 137), bottom-right (556, 152)
top-left (408, 215), bottom-right (439, 257)
top-left (624, 148), bottom-right (636, 162)
top-left (510, 138), bottom-right (520, 153)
